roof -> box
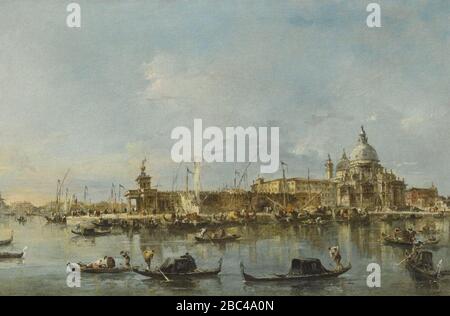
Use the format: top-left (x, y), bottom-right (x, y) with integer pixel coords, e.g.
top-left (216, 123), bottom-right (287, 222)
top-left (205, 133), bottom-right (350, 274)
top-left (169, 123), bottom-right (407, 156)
top-left (336, 151), bottom-right (350, 171)
top-left (350, 126), bottom-right (379, 162)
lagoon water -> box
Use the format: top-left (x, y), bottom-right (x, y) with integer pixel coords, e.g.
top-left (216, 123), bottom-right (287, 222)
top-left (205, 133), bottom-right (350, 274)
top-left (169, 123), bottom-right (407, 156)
top-left (1, 215), bottom-right (450, 296)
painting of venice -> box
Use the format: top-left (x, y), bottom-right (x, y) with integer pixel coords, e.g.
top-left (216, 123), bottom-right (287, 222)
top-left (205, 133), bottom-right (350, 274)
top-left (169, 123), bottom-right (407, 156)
top-left (0, 0), bottom-right (449, 299)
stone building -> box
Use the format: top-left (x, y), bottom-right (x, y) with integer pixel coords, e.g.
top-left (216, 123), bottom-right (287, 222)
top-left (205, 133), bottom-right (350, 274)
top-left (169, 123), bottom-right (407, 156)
top-left (124, 160), bottom-right (173, 212)
top-left (332, 126), bottom-right (406, 209)
top-left (405, 185), bottom-right (438, 208)
top-left (251, 176), bottom-right (336, 207)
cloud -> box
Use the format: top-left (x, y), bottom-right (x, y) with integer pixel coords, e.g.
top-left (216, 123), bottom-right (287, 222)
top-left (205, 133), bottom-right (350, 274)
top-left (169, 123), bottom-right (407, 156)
top-left (400, 115), bottom-right (425, 130)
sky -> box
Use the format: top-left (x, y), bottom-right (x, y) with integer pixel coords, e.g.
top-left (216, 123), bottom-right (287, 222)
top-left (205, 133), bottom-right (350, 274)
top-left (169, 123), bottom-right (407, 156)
top-left (0, 0), bottom-right (449, 205)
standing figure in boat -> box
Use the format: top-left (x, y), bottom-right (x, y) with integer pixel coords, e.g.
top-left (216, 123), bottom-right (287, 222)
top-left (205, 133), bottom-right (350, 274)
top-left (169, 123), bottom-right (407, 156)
top-left (143, 249), bottom-right (155, 270)
top-left (329, 246), bottom-right (343, 270)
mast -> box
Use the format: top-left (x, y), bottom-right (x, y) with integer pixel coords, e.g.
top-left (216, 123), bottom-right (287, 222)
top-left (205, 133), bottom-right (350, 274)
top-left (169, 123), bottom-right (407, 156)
top-left (308, 168), bottom-right (311, 201)
top-left (83, 185), bottom-right (88, 204)
top-left (281, 161), bottom-right (288, 208)
top-left (193, 162), bottom-right (201, 203)
top-left (185, 167), bottom-right (191, 193)
top-left (55, 179), bottom-right (61, 213)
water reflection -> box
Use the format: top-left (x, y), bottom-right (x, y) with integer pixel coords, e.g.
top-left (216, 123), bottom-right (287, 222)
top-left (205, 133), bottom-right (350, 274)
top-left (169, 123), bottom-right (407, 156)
top-left (0, 215), bottom-right (450, 295)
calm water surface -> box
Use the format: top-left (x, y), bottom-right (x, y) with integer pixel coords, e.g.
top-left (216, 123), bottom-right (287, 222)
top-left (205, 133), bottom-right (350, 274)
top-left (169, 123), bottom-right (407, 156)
top-left (0, 215), bottom-right (449, 296)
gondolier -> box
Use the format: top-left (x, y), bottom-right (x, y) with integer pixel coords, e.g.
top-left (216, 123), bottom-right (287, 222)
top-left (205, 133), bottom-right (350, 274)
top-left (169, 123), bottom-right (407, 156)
top-left (143, 249), bottom-right (155, 270)
top-left (328, 246), bottom-right (343, 270)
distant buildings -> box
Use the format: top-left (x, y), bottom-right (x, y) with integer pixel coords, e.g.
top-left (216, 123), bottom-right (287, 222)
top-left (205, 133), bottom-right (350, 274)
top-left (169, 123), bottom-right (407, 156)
top-left (126, 127), bottom-right (443, 213)
top-left (252, 126), bottom-right (407, 209)
top-left (405, 185), bottom-right (439, 209)
top-left (252, 177), bottom-right (336, 207)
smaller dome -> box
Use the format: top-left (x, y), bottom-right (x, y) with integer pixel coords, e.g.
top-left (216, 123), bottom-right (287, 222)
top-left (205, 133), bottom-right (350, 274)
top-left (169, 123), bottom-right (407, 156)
top-left (336, 150), bottom-right (350, 171)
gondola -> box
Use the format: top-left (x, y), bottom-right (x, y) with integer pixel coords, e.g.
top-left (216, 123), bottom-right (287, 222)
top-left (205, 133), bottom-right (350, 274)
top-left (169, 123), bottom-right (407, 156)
top-left (71, 227), bottom-right (111, 237)
top-left (382, 233), bottom-right (439, 247)
top-left (240, 258), bottom-right (351, 282)
top-left (0, 231), bottom-right (13, 246)
top-left (194, 234), bottom-right (240, 243)
top-left (133, 257), bottom-right (222, 280)
top-left (0, 247), bottom-right (27, 259)
top-left (404, 250), bottom-right (450, 282)
top-left (78, 263), bottom-right (131, 274)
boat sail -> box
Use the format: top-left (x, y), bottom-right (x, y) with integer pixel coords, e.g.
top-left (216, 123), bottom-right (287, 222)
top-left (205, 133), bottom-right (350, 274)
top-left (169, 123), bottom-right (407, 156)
top-left (177, 162), bottom-right (201, 215)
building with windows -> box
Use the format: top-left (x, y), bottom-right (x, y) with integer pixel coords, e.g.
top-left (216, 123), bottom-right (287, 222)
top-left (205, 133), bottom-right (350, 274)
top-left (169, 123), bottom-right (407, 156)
top-left (405, 185), bottom-right (439, 208)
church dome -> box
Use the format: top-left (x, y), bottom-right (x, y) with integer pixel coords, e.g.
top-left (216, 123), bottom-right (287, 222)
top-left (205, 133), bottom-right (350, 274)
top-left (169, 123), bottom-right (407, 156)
top-left (336, 150), bottom-right (350, 171)
top-left (350, 126), bottom-right (379, 162)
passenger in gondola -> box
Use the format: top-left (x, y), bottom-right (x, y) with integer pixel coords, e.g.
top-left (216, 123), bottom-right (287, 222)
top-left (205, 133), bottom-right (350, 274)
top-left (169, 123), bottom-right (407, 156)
top-left (106, 256), bottom-right (116, 268)
top-left (120, 251), bottom-right (131, 267)
top-left (198, 228), bottom-right (208, 238)
top-left (88, 257), bottom-right (106, 269)
top-left (393, 227), bottom-right (402, 239)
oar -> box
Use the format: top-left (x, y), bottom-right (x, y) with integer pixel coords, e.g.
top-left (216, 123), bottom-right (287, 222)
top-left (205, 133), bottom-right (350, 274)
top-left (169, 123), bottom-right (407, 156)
top-left (396, 257), bottom-right (408, 266)
top-left (158, 269), bottom-right (171, 282)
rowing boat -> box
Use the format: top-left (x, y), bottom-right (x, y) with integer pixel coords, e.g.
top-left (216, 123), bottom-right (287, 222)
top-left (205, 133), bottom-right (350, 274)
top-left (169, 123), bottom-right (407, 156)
top-left (71, 228), bottom-right (111, 237)
top-left (194, 234), bottom-right (240, 243)
top-left (0, 231), bottom-right (13, 246)
top-left (78, 263), bottom-right (131, 274)
top-left (0, 247), bottom-right (27, 259)
top-left (45, 216), bottom-right (67, 224)
top-left (133, 257), bottom-right (222, 280)
top-left (382, 233), bottom-right (439, 247)
top-left (240, 258), bottom-right (351, 282)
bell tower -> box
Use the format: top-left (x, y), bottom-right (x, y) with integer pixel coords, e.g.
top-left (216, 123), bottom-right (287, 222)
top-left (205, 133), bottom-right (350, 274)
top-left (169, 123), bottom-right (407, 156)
top-left (325, 154), bottom-right (334, 180)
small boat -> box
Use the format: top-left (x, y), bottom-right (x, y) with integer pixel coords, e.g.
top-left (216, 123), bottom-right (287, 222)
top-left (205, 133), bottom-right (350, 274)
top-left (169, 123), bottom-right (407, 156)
top-left (78, 263), bottom-right (131, 274)
top-left (0, 247), bottom-right (27, 259)
top-left (71, 227), bottom-right (111, 237)
top-left (240, 258), bottom-right (351, 283)
top-left (404, 250), bottom-right (450, 282)
top-left (382, 233), bottom-right (439, 247)
top-left (45, 215), bottom-right (67, 224)
top-left (133, 256), bottom-right (222, 280)
top-left (194, 234), bottom-right (240, 243)
top-left (92, 219), bottom-right (113, 228)
top-left (0, 231), bottom-right (13, 246)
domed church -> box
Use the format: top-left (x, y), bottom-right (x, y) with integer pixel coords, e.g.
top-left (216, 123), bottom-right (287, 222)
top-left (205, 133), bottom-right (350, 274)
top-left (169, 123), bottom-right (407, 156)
top-left (327, 126), bottom-right (406, 209)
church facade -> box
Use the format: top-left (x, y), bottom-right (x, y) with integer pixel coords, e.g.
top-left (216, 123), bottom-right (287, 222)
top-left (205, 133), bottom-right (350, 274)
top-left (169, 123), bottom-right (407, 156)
top-left (330, 126), bottom-right (406, 209)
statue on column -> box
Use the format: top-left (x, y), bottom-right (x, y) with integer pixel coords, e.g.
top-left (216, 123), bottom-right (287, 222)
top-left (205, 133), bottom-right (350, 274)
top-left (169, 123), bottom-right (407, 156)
top-left (141, 158), bottom-right (147, 174)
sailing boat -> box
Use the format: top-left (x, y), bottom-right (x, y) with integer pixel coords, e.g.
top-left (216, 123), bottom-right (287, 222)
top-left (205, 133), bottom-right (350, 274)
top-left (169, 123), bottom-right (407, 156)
top-left (46, 170), bottom-right (69, 224)
top-left (178, 162), bottom-right (201, 215)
